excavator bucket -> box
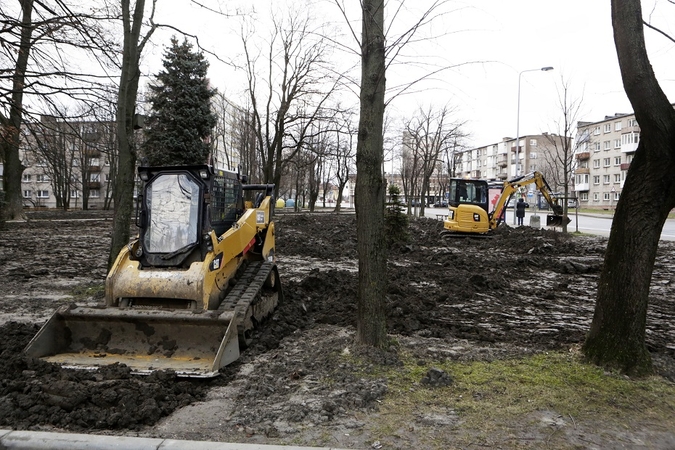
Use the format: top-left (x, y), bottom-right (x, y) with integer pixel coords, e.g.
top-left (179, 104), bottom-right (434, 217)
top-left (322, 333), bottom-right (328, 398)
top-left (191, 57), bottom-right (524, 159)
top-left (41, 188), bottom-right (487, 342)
top-left (23, 306), bottom-right (241, 378)
top-left (546, 214), bottom-right (571, 227)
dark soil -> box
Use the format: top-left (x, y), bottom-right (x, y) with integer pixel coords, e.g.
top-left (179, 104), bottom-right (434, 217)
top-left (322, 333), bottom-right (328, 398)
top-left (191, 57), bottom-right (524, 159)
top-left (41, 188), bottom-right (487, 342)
top-left (0, 210), bottom-right (674, 448)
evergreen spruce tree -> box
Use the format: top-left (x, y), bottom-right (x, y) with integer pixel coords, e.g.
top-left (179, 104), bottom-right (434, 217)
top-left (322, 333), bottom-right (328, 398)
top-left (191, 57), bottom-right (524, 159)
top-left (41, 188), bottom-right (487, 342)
top-left (142, 37), bottom-right (217, 166)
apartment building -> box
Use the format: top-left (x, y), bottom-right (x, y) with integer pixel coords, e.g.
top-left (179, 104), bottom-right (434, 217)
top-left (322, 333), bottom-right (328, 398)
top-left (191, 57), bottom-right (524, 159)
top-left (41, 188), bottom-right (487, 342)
top-left (574, 113), bottom-right (639, 209)
top-left (20, 115), bottom-right (117, 209)
top-left (456, 133), bottom-right (569, 183)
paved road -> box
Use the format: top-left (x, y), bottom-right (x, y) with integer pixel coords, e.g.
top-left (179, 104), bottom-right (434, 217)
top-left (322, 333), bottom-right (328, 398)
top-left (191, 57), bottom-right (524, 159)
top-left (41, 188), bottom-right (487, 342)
top-left (423, 207), bottom-right (675, 241)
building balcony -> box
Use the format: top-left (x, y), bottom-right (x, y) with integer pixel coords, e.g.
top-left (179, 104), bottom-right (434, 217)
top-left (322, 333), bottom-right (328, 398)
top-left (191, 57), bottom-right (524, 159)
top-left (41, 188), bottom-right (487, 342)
top-left (87, 181), bottom-right (101, 189)
top-left (575, 167), bottom-right (590, 174)
top-left (575, 152), bottom-right (590, 160)
top-left (85, 148), bottom-right (101, 157)
top-left (574, 183), bottom-right (590, 192)
top-left (620, 163), bottom-right (631, 171)
top-left (621, 142), bottom-right (639, 153)
top-left (89, 164), bottom-right (101, 172)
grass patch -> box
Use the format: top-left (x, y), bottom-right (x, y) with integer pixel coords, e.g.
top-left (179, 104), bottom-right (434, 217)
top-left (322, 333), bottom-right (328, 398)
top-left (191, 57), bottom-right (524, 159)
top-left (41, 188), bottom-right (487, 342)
top-left (69, 282), bottom-right (106, 301)
top-left (358, 350), bottom-right (675, 449)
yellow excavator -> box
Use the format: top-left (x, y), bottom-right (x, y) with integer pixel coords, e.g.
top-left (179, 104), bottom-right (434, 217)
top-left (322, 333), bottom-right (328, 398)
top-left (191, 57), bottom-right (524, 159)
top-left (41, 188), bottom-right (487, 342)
top-left (442, 171), bottom-right (567, 235)
top-left (24, 164), bottom-right (282, 378)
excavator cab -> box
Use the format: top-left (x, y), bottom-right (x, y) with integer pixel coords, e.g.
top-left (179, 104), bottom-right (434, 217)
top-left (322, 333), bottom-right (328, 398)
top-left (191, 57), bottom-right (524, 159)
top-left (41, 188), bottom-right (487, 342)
top-left (443, 178), bottom-right (500, 234)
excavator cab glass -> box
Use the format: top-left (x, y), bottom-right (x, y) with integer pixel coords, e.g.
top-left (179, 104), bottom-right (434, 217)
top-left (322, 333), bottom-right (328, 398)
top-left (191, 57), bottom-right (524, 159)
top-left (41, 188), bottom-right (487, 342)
top-left (449, 179), bottom-right (489, 212)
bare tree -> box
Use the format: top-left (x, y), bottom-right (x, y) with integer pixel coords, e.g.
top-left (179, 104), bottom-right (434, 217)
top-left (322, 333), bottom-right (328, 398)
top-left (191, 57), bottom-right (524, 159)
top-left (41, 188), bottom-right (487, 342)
top-left (237, 8), bottom-right (340, 194)
top-left (539, 77), bottom-right (584, 232)
top-left (1, 0), bottom-right (119, 220)
top-left (353, 0), bottom-right (388, 347)
top-left (330, 109), bottom-right (357, 212)
top-left (108, 0), bottom-right (157, 268)
top-left (402, 104), bottom-right (464, 216)
top-left (582, 0), bottom-right (675, 376)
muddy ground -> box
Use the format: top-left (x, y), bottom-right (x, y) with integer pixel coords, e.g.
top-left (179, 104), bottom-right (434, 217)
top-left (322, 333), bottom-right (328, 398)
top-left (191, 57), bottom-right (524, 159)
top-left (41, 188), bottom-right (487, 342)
top-left (0, 210), bottom-right (674, 449)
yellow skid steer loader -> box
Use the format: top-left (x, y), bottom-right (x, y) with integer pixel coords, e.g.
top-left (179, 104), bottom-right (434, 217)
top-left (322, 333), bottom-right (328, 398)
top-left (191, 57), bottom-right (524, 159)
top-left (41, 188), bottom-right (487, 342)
top-left (25, 164), bottom-right (282, 378)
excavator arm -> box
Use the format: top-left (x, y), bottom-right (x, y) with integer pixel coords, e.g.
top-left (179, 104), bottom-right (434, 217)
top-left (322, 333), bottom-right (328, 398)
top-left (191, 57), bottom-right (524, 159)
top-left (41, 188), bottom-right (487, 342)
top-left (489, 172), bottom-right (565, 229)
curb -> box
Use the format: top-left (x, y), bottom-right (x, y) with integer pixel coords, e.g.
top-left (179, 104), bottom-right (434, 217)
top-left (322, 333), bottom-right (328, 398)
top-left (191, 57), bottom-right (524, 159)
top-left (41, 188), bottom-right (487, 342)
top-left (0, 430), bottom-right (349, 450)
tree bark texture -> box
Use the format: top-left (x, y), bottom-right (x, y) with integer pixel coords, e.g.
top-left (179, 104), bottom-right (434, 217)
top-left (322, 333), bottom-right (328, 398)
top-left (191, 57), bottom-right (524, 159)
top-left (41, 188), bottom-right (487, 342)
top-left (355, 0), bottom-right (388, 348)
top-left (108, 0), bottom-right (147, 269)
top-left (583, 0), bottom-right (675, 375)
top-left (2, 0), bottom-right (33, 221)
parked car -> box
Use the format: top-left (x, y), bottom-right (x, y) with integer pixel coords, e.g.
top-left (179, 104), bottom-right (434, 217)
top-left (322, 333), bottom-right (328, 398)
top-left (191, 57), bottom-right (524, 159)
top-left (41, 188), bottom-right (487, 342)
top-left (434, 201), bottom-right (448, 208)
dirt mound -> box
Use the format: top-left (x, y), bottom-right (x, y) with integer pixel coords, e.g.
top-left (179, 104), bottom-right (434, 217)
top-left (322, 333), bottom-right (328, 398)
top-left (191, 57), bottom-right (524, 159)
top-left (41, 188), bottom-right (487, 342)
top-left (0, 210), bottom-right (674, 443)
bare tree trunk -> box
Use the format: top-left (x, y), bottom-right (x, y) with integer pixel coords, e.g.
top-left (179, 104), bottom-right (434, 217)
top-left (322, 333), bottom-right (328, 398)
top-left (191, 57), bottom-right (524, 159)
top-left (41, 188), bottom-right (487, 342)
top-left (355, 0), bottom-right (387, 348)
top-left (582, 0), bottom-right (675, 376)
top-left (108, 0), bottom-right (154, 269)
top-left (1, 0), bottom-right (33, 221)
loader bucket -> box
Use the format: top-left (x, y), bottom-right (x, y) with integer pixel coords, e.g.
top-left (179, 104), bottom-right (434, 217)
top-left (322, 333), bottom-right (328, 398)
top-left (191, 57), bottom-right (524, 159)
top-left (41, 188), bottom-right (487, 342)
top-left (24, 305), bottom-right (240, 378)
top-left (546, 214), bottom-right (570, 227)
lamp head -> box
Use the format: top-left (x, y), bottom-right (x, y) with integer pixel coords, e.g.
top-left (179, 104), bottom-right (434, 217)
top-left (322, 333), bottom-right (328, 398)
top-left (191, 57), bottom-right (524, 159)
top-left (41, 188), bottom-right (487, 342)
top-left (541, 66), bottom-right (554, 71)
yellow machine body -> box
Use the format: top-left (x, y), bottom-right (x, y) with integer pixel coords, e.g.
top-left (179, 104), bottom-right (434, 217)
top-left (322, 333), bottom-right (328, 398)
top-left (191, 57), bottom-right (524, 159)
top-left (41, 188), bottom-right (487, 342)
top-left (25, 165), bottom-right (281, 377)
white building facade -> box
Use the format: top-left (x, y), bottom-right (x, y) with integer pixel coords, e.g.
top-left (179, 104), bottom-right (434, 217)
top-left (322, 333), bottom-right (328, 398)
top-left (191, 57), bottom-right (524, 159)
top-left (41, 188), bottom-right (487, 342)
top-left (574, 113), bottom-right (639, 209)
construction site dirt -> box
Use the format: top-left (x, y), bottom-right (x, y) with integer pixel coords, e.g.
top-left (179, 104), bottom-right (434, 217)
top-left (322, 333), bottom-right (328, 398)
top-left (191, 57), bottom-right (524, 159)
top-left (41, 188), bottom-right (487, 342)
top-left (0, 210), bottom-right (673, 449)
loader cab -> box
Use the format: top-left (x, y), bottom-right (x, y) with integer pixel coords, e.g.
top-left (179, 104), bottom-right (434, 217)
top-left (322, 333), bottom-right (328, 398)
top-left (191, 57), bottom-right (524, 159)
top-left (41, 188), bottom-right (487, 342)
top-left (134, 165), bottom-right (246, 269)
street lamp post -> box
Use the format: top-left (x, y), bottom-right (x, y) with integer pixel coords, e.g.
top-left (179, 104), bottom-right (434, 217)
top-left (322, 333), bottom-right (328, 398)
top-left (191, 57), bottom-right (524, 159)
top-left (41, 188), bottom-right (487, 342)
top-left (512, 66), bottom-right (554, 224)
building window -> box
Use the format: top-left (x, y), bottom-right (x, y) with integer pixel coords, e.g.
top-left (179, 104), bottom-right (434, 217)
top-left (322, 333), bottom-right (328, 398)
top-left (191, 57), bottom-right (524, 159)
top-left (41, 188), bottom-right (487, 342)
top-left (90, 157), bottom-right (100, 167)
top-left (603, 158), bottom-right (611, 167)
top-left (37, 190), bottom-right (49, 198)
top-left (23, 190), bottom-right (32, 198)
top-left (628, 118), bottom-right (638, 127)
top-left (529, 139), bottom-right (537, 146)
top-left (614, 174), bottom-right (621, 183)
top-left (89, 189), bottom-right (100, 198)
top-left (593, 126), bottom-right (600, 135)
top-left (36, 174), bottom-right (49, 182)
top-left (614, 156), bottom-right (621, 165)
top-left (70, 190), bottom-right (80, 198)
top-left (622, 133), bottom-right (639, 145)
top-left (593, 193), bottom-right (599, 201)
top-left (603, 175), bottom-right (610, 184)
top-left (603, 192), bottom-right (610, 201)
top-left (594, 142), bottom-right (601, 152)
top-left (614, 192), bottom-right (620, 201)
top-left (580, 192), bottom-right (588, 201)
top-left (593, 159), bottom-right (601, 169)
top-left (22, 174), bottom-right (31, 182)
top-left (604, 123), bottom-right (611, 133)
top-left (614, 139), bottom-right (621, 148)
top-left (90, 173), bottom-right (100, 182)
top-left (604, 141), bottom-right (611, 150)
top-left (593, 175), bottom-right (600, 185)
top-left (615, 121), bottom-right (622, 131)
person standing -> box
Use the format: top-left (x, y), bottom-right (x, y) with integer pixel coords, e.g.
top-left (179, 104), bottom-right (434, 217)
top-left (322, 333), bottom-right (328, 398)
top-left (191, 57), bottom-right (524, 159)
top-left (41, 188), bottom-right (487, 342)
top-left (516, 197), bottom-right (529, 226)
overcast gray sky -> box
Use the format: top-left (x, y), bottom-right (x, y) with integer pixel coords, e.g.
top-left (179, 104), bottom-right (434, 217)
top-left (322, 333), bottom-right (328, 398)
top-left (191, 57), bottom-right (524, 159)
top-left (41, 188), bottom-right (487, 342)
top-left (149, 0), bottom-right (675, 148)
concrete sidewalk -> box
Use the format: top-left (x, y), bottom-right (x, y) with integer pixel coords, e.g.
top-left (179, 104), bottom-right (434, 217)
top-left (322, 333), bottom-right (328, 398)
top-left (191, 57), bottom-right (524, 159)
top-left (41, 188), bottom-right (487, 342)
top-left (0, 429), bottom-right (349, 450)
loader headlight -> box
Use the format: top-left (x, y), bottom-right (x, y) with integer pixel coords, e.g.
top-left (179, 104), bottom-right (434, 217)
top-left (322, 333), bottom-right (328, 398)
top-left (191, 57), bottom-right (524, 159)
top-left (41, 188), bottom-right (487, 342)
top-left (448, 210), bottom-right (454, 220)
top-left (256, 210), bottom-right (265, 224)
